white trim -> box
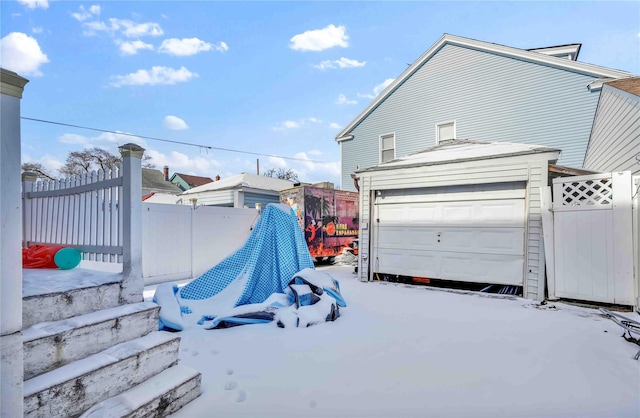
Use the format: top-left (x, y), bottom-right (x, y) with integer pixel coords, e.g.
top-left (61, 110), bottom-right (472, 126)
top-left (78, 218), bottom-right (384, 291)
top-left (379, 132), bottom-right (396, 163)
top-left (335, 33), bottom-right (635, 141)
top-left (336, 135), bottom-right (354, 142)
top-left (435, 120), bottom-right (456, 144)
top-left (528, 44), bottom-right (581, 61)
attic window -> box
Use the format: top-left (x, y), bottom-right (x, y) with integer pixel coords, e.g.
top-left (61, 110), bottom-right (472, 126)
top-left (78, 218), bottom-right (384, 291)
top-left (380, 133), bottom-right (395, 163)
top-left (436, 121), bottom-right (456, 143)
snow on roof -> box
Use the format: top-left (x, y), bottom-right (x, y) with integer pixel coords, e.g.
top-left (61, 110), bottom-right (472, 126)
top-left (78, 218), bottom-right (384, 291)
top-left (142, 192), bottom-right (182, 204)
top-left (182, 172), bottom-right (294, 194)
top-left (359, 139), bottom-right (560, 172)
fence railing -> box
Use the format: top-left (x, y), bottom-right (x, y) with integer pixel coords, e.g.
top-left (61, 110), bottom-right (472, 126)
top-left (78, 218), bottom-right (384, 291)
top-left (21, 143), bottom-right (145, 303)
top-left (22, 167), bottom-right (123, 262)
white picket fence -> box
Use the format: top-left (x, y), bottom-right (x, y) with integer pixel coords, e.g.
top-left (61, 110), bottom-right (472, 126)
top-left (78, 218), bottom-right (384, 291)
top-left (22, 155), bottom-right (261, 286)
top-left (22, 167), bottom-right (124, 262)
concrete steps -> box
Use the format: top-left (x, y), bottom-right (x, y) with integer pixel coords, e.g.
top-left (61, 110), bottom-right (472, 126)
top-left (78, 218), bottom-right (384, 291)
top-left (22, 271), bottom-right (202, 417)
top-left (23, 281), bottom-right (122, 328)
top-left (79, 365), bottom-right (202, 418)
top-left (23, 302), bottom-right (160, 380)
top-left (24, 331), bottom-right (182, 418)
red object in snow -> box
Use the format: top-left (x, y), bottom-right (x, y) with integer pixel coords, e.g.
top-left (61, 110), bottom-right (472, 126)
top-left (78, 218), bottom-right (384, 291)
top-left (22, 245), bottom-right (66, 269)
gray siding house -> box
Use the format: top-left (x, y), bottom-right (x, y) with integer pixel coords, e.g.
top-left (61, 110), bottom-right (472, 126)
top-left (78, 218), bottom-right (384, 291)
top-left (335, 34), bottom-right (635, 191)
top-left (583, 77), bottom-right (640, 175)
top-left (179, 172), bottom-right (293, 208)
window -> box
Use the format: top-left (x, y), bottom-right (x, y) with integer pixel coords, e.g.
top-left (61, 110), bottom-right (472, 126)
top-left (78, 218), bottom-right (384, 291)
top-left (436, 121), bottom-right (456, 143)
top-left (380, 133), bottom-right (395, 163)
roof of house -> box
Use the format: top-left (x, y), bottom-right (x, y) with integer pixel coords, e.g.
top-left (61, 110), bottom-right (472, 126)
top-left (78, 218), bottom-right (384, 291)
top-left (142, 192), bottom-right (182, 204)
top-left (605, 77), bottom-right (640, 96)
top-left (142, 168), bottom-right (182, 194)
top-left (182, 172), bottom-right (294, 194)
top-left (336, 33), bottom-right (636, 141)
top-left (357, 139), bottom-right (561, 172)
top-left (171, 173), bottom-right (214, 188)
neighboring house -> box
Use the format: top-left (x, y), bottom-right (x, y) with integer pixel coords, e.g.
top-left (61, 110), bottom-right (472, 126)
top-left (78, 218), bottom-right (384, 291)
top-left (335, 33), bottom-right (636, 191)
top-left (170, 172), bottom-right (214, 191)
top-left (142, 192), bottom-right (182, 204)
top-left (583, 77), bottom-right (640, 175)
top-left (354, 139), bottom-right (561, 301)
top-left (180, 172), bottom-right (294, 208)
top-left (142, 167), bottom-right (182, 196)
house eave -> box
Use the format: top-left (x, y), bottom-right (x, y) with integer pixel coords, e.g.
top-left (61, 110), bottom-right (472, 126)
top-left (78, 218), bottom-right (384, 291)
top-left (357, 147), bottom-right (561, 174)
top-left (335, 33), bottom-right (636, 141)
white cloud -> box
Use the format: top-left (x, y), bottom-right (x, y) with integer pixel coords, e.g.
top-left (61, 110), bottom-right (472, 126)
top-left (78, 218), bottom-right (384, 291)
top-left (289, 152), bottom-right (340, 184)
top-left (32, 27), bottom-right (43, 34)
top-left (307, 149), bottom-right (323, 156)
top-left (109, 66), bottom-right (198, 87)
top-left (116, 39), bottom-right (154, 55)
top-left (374, 78), bottom-right (395, 96)
top-left (163, 115), bottom-right (189, 130)
top-left (335, 94), bottom-right (357, 105)
top-left (17, 0), bottom-right (48, 9)
top-left (289, 24), bottom-right (348, 52)
top-left (272, 120), bottom-right (301, 131)
top-left (359, 78), bottom-right (395, 99)
top-left (83, 18), bottom-right (163, 38)
top-left (158, 37), bottom-right (224, 56)
top-left (329, 122), bottom-right (342, 129)
top-left (267, 156), bottom-right (288, 169)
top-left (0, 32), bottom-right (49, 76)
top-left (308, 117), bottom-right (322, 123)
top-left (58, 131), bottom-right (147, 149)
top-left (314, 57), bottom-right (366, 70)
top-left (71, 5), bottom-right (100, 22)
top-left (145, 149), bottom-right (221, 173)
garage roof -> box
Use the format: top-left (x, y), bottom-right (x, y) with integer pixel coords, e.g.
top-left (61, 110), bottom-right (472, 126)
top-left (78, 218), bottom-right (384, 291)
top-left (358, 139), bottom-right (561, 172)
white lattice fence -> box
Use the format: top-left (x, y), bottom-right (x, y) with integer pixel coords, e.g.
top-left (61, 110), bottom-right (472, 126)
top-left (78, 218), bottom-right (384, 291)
top-left (22, 166), bottom-right (123, 262)
top-left (552, 171), bottom-right (634, 305)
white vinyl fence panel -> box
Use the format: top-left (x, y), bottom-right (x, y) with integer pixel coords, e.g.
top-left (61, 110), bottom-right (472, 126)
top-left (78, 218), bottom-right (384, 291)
top-left (142, 204), bottom-right (259, 285)
top-left (552, 171), bottom-right (634, 305)
top-left (23, 167), bottom-right (123, 262)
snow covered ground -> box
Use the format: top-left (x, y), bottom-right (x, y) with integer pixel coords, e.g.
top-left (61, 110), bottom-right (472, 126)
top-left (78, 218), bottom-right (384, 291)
top-left (151, 265), bottom-right (640, 418)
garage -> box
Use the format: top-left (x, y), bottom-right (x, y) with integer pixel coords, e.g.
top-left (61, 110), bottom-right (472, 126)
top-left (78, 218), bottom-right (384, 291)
top-left (356, 139), bottom-right (561, 301)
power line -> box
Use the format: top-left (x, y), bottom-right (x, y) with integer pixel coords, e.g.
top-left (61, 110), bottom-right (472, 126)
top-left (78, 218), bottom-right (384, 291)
top-left (21, 116), bottom-right (333, 164)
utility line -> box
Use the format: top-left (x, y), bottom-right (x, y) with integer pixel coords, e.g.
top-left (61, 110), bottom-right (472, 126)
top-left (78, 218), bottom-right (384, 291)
top-left (21, 116), bottom-right (333, 164)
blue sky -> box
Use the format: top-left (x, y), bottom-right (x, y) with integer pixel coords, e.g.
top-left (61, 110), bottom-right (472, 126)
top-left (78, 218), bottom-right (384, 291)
top-left (2, 1), bottom-right (639, 187)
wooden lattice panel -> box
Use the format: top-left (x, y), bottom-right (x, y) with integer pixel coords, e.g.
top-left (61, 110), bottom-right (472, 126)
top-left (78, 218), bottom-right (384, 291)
top-left (561, 178), bottom-right (612, 206)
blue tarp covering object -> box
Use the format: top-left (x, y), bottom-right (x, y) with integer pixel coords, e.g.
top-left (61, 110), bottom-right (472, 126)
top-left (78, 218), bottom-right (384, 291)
top-left (153, 204), bottom-right (346, 331)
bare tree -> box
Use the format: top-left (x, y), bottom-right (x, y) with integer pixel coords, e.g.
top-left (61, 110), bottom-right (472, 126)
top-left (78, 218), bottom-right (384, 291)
top-left (21, 162), bottom-right (56, 180)
top-left (263, 168), bottom-right (299, 182)
top-left (26, 146), bottom-right (155, 178)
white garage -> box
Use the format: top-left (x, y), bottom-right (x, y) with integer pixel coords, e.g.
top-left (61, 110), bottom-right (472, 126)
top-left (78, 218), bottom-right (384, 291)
top-left (355, 139), bottom-right (561, 301)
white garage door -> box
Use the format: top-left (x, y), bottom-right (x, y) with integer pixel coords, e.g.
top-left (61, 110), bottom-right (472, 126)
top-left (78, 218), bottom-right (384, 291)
top-left (372, 182), bottom-right (526, 285)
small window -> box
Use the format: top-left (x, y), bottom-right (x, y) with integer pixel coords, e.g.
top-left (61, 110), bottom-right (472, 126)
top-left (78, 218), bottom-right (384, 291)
top-left (436, 121), bottom-right (456, 143)
top-left (380, 133), bottom-right (395, 163)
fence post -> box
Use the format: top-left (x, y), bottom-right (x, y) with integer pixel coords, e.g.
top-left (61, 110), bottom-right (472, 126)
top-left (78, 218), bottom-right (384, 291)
top-left (21, 171), bottom-right (37, 248)
top-left (119, 143), bottom-right (145, 303)
top-left (1, 68), bottom-right (29, 418)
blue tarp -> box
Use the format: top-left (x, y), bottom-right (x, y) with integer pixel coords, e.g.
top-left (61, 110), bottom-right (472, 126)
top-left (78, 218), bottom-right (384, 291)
top-left (153, 204), bottom-right (344, 330)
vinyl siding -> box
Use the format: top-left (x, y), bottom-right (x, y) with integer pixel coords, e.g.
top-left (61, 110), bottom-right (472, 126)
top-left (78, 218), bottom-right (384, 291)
top-left (583, 86), bottom-right (640, 175)
top-left (357, 151), bottom-right (556, 301)
top-left (341, 44), bottom-right (600, 191)
top-left (243, 191), bottom-right (280, 209)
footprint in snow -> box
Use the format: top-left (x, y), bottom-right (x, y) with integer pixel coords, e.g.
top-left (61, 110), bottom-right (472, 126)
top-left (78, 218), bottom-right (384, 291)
top-left (235, 390), bottom-right (247, 402)
top-left (224, 381), bottom-right (238, 391)
top-left (191, 350), bottom-right (199, 356)
top-left (309, 401), bottom-right (318, 408)
top-left (211, 349), bottom-right (219, 355)
top-left (226, 369), bottom-right (234, 375)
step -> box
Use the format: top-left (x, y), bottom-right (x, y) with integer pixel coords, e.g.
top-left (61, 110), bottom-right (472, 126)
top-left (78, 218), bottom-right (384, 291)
top-left (23, 281), bottom-right (123, 329)
top-left (23, 302), bottom-right (161, 380)
top-left (24, 331), bottom-right (181, 418)
top-left (80, 365), bottom-right (202, 418)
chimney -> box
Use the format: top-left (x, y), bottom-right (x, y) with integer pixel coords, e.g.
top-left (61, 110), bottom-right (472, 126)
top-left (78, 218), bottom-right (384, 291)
top-left (215, 174), bottom-right (220, 181)
top-left (163, 165), bottom-right (169, 181)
